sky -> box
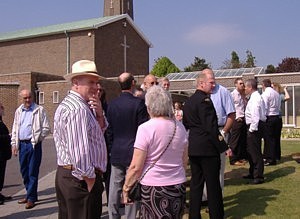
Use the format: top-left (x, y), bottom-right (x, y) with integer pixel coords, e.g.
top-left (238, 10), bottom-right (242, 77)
top-left (0, 0), bottom-right (299, 70)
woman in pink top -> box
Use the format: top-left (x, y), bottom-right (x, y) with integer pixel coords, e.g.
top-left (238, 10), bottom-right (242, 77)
top-left (123, 85), bottom-right (188, 218)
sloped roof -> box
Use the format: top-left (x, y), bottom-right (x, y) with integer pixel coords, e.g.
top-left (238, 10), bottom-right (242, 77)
top-left (0, 14), bottom-right (152, 47)
top-left (166, 67), bottom-right (265, 81)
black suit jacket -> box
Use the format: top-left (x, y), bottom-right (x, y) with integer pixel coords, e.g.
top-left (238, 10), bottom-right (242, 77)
top-left (183, 90), bottom-right (227, 156)
top-left (0, 118), bottom-right (11, 161)
top-left (106, 92), bottom-right (148, 166)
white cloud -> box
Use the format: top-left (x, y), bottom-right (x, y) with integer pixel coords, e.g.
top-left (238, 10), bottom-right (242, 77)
top-left (184, 23), bottom-right (244, 45)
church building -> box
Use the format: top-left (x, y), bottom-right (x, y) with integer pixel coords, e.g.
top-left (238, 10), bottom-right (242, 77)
top-left (0, 0), bottom-right (152, 130)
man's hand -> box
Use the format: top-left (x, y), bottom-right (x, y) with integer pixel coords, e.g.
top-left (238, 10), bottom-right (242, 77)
top-left (12, 146), bottom-right (18, 156)
top-left (84, 177), bottom-right (95, 192)
top-left (225, 148), bottom-right (233, 157)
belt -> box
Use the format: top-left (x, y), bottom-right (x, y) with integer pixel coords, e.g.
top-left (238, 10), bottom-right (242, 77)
top-left (236, 117), bottom-right (245, 122)
top-left (60, 165), bottom-right (103, 175)
top-left (267, 115), bottom-right (279, 118)
top-left (20, 139), bottom-right (31, 143)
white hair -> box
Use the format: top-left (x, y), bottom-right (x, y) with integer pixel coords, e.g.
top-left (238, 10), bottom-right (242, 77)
top-left (145, 85), bottom-right (173, 117)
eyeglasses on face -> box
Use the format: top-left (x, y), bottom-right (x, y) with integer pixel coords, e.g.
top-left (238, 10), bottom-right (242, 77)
top-left (150, 81), bottom-right (158, 85)
top-left (23, 96), bottom-right (32, 100)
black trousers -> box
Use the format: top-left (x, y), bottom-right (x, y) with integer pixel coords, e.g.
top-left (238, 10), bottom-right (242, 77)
top-left (0, 160), bottom-right (7, 191)
top-left (275, 118), bottom-right (283, 160)
top-left (263, 116), bottom-right (281, 162)
top-left (229, 118), bottom-right (247, 163)
top-left (55, 166), bottom-right (104, 219)
top-left (189, 156), bottom-right (224, 219)
top-left (246, 122), bottom-right (264, 179)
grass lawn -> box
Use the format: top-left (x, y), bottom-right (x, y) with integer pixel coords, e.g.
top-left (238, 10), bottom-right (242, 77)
top-left (183, 140), bottom-right (300, 219)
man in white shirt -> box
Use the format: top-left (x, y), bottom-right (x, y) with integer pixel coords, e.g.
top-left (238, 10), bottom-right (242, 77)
top-left (244, 79), bottom-right (266, 184)
top-left (261, 79), bottom-right (281, 166)
top-left (229, 78), bottom-right (248, 166)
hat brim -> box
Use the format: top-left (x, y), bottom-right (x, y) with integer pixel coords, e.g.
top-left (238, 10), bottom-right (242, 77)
top-left (64, 72), bottom-right (105, 81)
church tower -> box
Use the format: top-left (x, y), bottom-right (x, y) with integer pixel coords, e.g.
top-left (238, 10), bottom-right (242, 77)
top-left (104, 0), bottom-right (134, 20)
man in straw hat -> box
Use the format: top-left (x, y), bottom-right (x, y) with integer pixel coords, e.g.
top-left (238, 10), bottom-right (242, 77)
top-left (54, 60), bottom-right (107, 218)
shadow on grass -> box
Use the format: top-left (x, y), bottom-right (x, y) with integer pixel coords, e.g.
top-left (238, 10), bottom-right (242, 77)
top-left (264, 166), bottom-right (295, 182)
top-left (225, 166), bottom-right (295, 186)
top-left (224, 188), bottom-right (280, 218)
top-left (278, 154), bottom-right (294, 164)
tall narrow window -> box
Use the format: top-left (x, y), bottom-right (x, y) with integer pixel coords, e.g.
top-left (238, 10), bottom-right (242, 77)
top-left (39, 92), bottom-right (45, 105)
top-left (53, 91), bottom-right (59, 103)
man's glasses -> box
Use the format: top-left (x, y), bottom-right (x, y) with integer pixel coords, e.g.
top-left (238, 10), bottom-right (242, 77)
top-left (150, 81), bottom-right (158, 85)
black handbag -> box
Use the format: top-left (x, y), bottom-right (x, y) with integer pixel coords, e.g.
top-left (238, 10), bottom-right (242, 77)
top-left (127, 119), bottom-right (177, 202)
top-left (128, 180), bottom-right (142, 201)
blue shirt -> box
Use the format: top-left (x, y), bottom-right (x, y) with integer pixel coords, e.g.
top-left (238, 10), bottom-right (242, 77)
top-left (19, 104), bottom-right (33, 140)
top-left (210, 84), bottom-right (235, 126)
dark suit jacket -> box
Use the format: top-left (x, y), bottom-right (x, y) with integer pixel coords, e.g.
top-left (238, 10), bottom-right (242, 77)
top-left (106, 92), bottom-right (148, 166)
top-left (183, 90), bottom-right (227, 156)
top-left (0, 117), bottom-right (11, 161)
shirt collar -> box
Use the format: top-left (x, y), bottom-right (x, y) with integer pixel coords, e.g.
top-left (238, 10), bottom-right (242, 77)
top-left (21, 103), bottom-right (34, 111)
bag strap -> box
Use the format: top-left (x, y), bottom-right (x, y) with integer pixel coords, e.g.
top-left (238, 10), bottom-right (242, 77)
top-left (138, 119), bottom-right (177, 182)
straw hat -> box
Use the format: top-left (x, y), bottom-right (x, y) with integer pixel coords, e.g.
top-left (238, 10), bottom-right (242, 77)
top-left (64, 60), bottom-right (104, 81)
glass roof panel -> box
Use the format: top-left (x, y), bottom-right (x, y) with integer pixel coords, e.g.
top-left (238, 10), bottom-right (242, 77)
top-left (165, 67), bottom-right (264, 81)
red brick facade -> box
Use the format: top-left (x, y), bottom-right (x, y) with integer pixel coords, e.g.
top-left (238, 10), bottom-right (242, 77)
top-left (0, 15), bottom-right (150, 132)
top-left (0, 19), bottom-right (149, 78)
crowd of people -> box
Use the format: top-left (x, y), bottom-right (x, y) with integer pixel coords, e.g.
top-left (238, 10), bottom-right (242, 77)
top-left (0, 59), bottom-right (292, 218)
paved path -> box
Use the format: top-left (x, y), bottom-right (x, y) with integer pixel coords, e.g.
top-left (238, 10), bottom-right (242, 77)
top-left (0, 170), bottom-right (111, 219)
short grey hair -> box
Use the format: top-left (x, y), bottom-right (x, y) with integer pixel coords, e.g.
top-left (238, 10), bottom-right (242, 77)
top-left (145, 85), bottom-right (173, 117)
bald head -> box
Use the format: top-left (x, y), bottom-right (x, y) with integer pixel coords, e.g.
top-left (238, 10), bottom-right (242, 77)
top-left (19, 89), bottom-right (33, 109)
top-left (118, 72), bottom-right (135, 91)
top-left (143, 74), bottom-right (157, 91)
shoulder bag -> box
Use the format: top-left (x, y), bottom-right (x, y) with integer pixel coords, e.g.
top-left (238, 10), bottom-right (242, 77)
top-left (128, 119), bottom-right (177, 201)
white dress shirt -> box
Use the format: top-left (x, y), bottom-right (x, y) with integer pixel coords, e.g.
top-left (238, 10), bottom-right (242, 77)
top-left (231, 89), bottom-right (246, 119)
top-left (261, 87), bottom-right (280, 116)
top-left (245, 91), bottom-right (266, 132)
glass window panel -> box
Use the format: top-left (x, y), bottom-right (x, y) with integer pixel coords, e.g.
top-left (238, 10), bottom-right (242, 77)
top-left (186, 72), bottom-right (197, 79)
top-left (179, 72), bottom-right (189, 79)
top-left (173, 73), bottom-right (181, 80)
top-left (215, 71), bottom-right (222, 77)
top-left (286, 86), bottom-right (295, 125)
top-left (294, 86), bottom-right (300, 127)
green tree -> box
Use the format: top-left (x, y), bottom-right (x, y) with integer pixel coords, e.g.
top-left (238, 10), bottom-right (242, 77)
top-left (265, 64), bottom-right (276, 73)
top-left (231, 51), bottom-right (241, 68)
top-left (151, 56), bottom-right (180, 77)
top-left (184, 56), bottom-right (210, 72)
top-left (276, 57), bottom-right (300, 73)
top-left (244, 50), bottom-right (256, 68)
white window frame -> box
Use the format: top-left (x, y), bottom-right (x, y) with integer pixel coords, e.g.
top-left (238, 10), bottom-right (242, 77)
top-left (39, 92), bottom-right (45, 105)
top-left (53, 91), bottom-right (59, 103)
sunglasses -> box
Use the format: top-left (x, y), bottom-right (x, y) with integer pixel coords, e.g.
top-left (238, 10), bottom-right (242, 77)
top-left (150, 81), bottom-right (158, 85)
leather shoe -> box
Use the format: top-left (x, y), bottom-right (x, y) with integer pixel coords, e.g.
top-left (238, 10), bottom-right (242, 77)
top-left (0, 194), bottom-right (12, 201)
top-left (18, 198), bottom-right (27, 204)
top-left (264, 160), bottom-right (276, 166)
top-left (234, 161), bottom-right (245, 166)
top-left (25, 200), bottom-right (35, 209)
top-left (249, 178), bottom-right (264, 185)
top-left (242, 174), bottom-right (254, 179)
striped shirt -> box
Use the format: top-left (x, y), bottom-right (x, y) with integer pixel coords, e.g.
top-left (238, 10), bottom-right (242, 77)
top-left (53, 90), bottom-right (107, 180)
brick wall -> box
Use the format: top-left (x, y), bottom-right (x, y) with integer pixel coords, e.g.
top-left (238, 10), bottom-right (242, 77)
top-left (95, 18), bottom-right (149, 77)
top-left (37, 78), bottom-right (121, 132)
top-left (0, 21), bottom-right (149, 79)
